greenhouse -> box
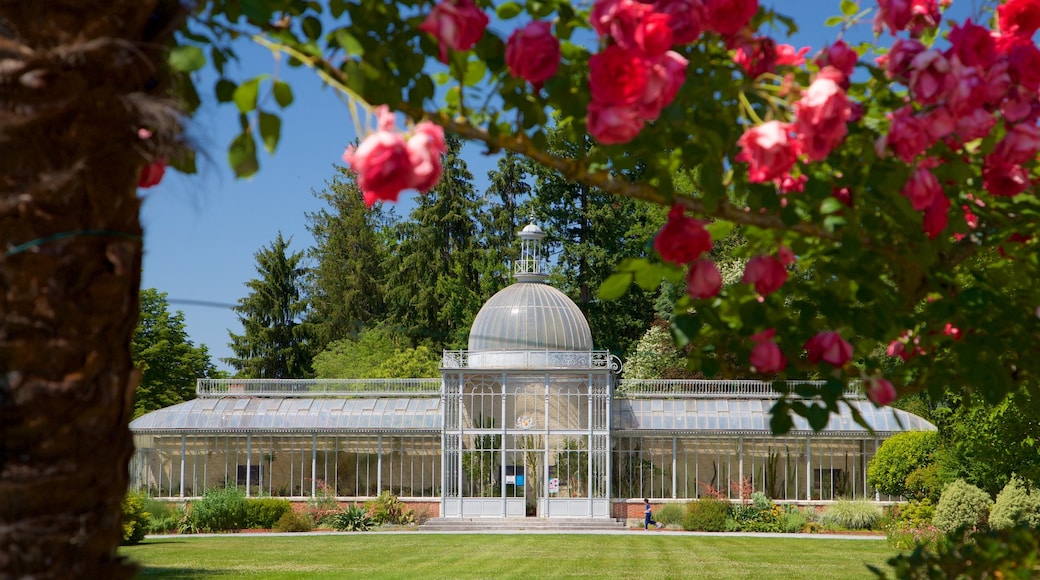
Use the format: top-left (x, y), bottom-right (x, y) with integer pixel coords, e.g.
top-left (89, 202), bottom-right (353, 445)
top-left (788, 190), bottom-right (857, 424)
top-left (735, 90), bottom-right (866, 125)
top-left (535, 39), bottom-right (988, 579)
top-left (130, 223), bottom-right (935, 518)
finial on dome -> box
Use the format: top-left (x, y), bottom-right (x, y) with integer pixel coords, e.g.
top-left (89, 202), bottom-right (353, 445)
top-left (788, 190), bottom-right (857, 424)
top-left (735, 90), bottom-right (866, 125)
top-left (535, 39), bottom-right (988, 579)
top-left (515, 221), bottom-right (547, 283)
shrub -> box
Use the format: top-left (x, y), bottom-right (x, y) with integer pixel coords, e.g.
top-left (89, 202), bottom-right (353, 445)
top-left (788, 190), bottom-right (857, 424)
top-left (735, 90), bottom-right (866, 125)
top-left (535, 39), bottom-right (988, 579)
top-left (867, 431), bottom-right (939, 498)
top-left (187, 486), bottom-right (248, 532)
top-left (990, 475), bottom-right (1040, 530)
top-left (821, 500), bottom-right (883, 530)
top-left (783, 506), bottom-right (808, 533)
top-left (905, 463), bottom-right (944, 502)
top-left (145, 500), bottom-right (184, 534)
top-left (273, 510), bottom-right (313, 533)
top-left (245, 498), bottom-right (292, 529)
top-left (933, 479), bottom-right (992, 535)
top-left (367, 491), bottom-right (413, 526)
top-left (683, 498), bottom-right (729, 532)
top-left (121, 492), bottom-right (150, 546)
top-left (655, 504), bottom-right (685, 526)
top-left (330, 505), bottom-right (373, 532)
top-left (875, 525), bottom-right (1040, 578)
top-left (897, 499), bottom-right (935, 529)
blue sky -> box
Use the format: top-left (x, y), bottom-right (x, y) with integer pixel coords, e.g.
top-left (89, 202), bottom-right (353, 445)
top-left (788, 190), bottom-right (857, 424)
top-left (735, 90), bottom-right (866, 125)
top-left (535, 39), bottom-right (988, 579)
top-left (142, 2), bottom-right (982, 371)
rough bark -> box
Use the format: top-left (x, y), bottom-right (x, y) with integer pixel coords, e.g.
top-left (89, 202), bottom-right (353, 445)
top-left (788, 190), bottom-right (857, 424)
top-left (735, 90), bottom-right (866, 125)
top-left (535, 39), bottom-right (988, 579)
top-left (0, 1), bottom-right (178, 576)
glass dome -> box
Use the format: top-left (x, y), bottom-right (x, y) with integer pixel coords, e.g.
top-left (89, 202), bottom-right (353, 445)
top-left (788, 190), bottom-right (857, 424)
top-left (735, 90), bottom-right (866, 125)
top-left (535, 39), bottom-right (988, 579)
top-left (467, 282), bottom-right (593, 351)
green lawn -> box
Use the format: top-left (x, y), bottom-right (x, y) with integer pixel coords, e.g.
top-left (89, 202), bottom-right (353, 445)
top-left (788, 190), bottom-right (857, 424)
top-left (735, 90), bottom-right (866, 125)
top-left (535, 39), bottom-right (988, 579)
top-left (120, 533), bottom-right (897, 579)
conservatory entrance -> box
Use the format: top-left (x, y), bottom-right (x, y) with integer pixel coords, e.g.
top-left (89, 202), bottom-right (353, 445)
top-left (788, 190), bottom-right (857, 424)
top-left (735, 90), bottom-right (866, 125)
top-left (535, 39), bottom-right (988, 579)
top-left (441, 365), bottom-right (613, 518)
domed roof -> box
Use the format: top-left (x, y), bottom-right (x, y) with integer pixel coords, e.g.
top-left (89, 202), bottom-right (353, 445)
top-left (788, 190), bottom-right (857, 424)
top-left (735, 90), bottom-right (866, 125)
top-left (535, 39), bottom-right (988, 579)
top-left (468, 282), bottom-right (593, 351)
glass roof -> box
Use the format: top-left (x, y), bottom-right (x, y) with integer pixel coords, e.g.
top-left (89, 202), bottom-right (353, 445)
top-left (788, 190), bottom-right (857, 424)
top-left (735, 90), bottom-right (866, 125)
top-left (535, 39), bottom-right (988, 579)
top-left (468, 282), bottom-right (593, 352)
top-left (130, 397), bottom-right (442, 434)
top-left (612, 398), bottom-right (935, 436)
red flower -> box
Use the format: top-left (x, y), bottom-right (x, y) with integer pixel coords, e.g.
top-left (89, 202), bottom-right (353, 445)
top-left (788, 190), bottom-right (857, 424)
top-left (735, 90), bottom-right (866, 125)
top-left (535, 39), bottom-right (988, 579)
top-left (865, 377), bottom-right (897, 406)
top-left (587, 101), bottom-right (646, 145)
top-left (805, 331), bottom-right (853, 366)
top-left (589, 44), bottom-right (649, 106)
top-left (947, 19), bottom-right (995, 69)
top-left (998, 0), bottom-right (1040, 36)
top-left (793, 69), bottom-right (850, 162)
top-left (816, 40), bottom-right (857, 81)
top-left (735, 121), bottom-right (798, 183)
top-left (982, 159), bottom-right (1030, 198)
top-left (881, 105), bottom-right (932, 164)
top-left (686, 258), bottom-right (722, 299)
top-left (734, 36), bottom-right (778, 79)
top-left (654, 205), bottom-right (712, 265)
top-left (704, 0), bottom-right (758, 36)
top-left (908, 49), bottom-right (952, 106)
top-left (922, 190), bottom-right (950, 239)
top-left (653, 0), bottom-right (705, 44)
top-left (505, 21), bottom-right (561, 90)
top-left (405, 121), bottom-right (447, 193)
top-left (884, 37), bottom-right (926, 81)
top-left (901, 163), bottom-right (942, 211)
top-left (742, 254), bottom-right (787, 295)
top-left (137, 159), bottom-right (166, 189)
top-left (750, 339), bottom-right (786, 374)
top-left (419, 0), bottom-right (489, 63)
top-left (637, 50), bottom-right (688, 121)
top-left (994, 122), bottom-right (1040, 166)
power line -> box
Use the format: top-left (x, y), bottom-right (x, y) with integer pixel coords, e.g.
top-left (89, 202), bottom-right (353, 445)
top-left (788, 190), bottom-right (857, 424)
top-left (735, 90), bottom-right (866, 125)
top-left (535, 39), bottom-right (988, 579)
top-left (167, 299), bottom-right (237, 309)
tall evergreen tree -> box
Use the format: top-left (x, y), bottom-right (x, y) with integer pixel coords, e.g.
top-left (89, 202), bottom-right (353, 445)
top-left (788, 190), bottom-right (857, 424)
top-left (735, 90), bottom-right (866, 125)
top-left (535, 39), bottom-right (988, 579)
top-left (227, 233), bottom-right (313, 378)
top-left (383, 135), bottom-right (485, 350)
top-left (306, 167), bottom-right (389, 349)
top-left (132, 289), bottom-right (222, 418)
top-left (478, 151), bottom-right (533, 296)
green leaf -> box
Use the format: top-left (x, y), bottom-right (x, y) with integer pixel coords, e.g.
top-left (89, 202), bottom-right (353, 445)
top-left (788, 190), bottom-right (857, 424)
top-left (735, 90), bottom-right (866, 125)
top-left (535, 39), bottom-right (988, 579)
top-left (228, 130), bottom-right (259, 178)
top-left (598, 273), bottom-right (632, 300)
top-left (215, 79), bottom-right (237, 103)
top-left (820, 197), bottom-right (845, 215)
top-left (496, 2), bottom-right (522, 19)
top-left (272, 80), bottom-right (293, 108)
top-left (464, 59), bottom-right (487, 86)
top-left (824, 15), bottom-right (844, 26)
top-left (240, 0), bottom-right (274, 22)
top-left (705, 220), bottom-right (734, 241)
top-left (769, 401), bottom-right (794, 435)
top-left (806, 404), bottom-right (830, 431)
top-left (258, 112), bottom-right (281, 154)
top-left (671, 314), bottom-right (701, 347)
top-left (840, 0), bottom-right (858, 16)
top-left (634, 264), bottom-right (664, 291)
top-left (333, 29), bottom-right (365, 57)
top-left (233, 77), bottom-right (266, 114)
top-left (302, 16), bottom-right (322, 42)
top-left (169, 45), bottom-right (206, 73)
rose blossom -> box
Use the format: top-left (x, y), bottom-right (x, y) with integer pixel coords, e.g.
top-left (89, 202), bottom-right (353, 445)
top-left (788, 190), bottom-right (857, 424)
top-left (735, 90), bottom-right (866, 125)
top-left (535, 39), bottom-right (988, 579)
top-left (735, 121), bottom-right (798, 183)
top-left (590, 0), bottom-right (649, 45)
top-left (923, 190), bottom-right (950, 238)
top-left (954, 108), bottom-right (996, 142)
top-left (999, 35), bottom-right (1040, 91)
top-left (865, 377), bottom-right (897, 406)
top-left (589, 44), bottom-right (649, 106)
top-left (907, 0), bottom-right (941, 36)
top-left (505, 21), bottom-right (561, 89)
top-left (875, 0), bottom-right (913, 35)
top-left (947, 19), bottom-right (995, 69)
top-left (750, 337), bottom-right (786, 373)
top-left (733, 36), bottom-right (777, 78)
top-left (776, 44), bottom-right (810, 67)
top-left (908, 49), bottom-right (952, 106)
top-left (816, 40), bottom-right (857, 81)
top-left (138, 159), bottom-right (166, 188)
top-left (587, 101), bottom-right (646, 144)
top-left (638, 50), bottom-right (688, 120)
top-left (793, 68), bottom-right (850, 162)
top-left (901, 163), bottom-right (942, 211)
top-left (884, 37), bottom-right (926, 80)
top-left (686, 258), bottom-right (722, 299)
top-left (921, 107), bottom-right (955, 142)
top-left (654, 205), bottom-right (712, 265)
top-left (419, 0), bottom-right (489, 63)
top-left (1002, 85), bottom-right (1040, 124)
top-left (994, 122), bottom-right (1040, 165)
top-left (945, 61), bottom-right (987, 117)
top-left (998, 0), bottom-right (1040, 36)
top-left (742, 254), bottom-right (787, 295)
top-left (881, 106), bottom-right (932, 163)
top-left (653, 0), bottom-right (705, 44)
top-left (805, 331), bottom-right (853, 366)
top-left (704, 0), bottom-right (758, 36)
top-left (405, 121), bottom-right (447, 192)
top-left (982, 159), bottom-right (1030, 197)
top-left (343, 107), bottom-right (415, 206)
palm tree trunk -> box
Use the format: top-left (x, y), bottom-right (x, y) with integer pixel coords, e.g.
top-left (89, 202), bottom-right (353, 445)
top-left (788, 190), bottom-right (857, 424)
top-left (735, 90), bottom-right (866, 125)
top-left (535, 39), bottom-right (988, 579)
top-left (0, 1), bottom-right (178, 575)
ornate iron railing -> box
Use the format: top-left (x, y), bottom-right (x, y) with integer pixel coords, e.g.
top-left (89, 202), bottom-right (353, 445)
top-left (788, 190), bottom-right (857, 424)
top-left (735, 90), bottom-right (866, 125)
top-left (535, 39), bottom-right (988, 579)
top-left (196, 378), bottom-right (441, 398)
top-left (615, 379), bottom-right (863, 399)
top-left (440, 350), bottom-right (616, 370)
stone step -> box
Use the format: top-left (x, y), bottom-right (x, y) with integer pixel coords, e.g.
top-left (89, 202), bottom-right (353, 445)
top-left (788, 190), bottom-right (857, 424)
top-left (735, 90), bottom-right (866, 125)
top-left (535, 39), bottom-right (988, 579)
top-left (419, 517), bottom-right (628, 532)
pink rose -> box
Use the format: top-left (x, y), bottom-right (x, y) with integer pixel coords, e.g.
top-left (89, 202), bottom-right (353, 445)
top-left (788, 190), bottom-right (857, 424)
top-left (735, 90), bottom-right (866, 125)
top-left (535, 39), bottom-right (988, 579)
top-left (947, 19), bottom-right (995, 69)
top-left (776, 44), bottom-right (810, 67)
top-left (589, 44), bottom-right (649, 106)
top-left (816, 40), bottom-right (857, 81)
top-left (505, 21), bottom-right (561, 89)
top-left (654, 205), bottom-right (712, 265)
top-left (1002, 85), bottom-right (1040, 124)
top-left (777, 245), bottom-right (795, 266)
top-left (921, 107), bottom-right (954, 142)
top-left (405, 121), bottom-right (447, 193)
top-left (999, 35), bottom-right (1040, 91)
top-left (587, 101), bottom-right (645, 144)
top-left (137, 159), bottom-right (166, 188)
top-left (419, 0), bottom-right (489, 63)
top-left (733, 37), bottom-right (777, 79)
top-left (994, 122), bottom-right (1040, 165)
top-left (793, 69), bottom-right (850, 162)
top-left (742, 254), bottom-right (787, 295)
top-left (634, 12), bottom-right (674, 57)
top-left (865, 377), bottom-right (897, 406)
top-left (735, 121), bottom-right (798, 183)
top-left (686, 258), bottom-right (722, 299)
top-left (750, 339), bottom-right (786, 374)
top-left (945, 61), bottom-right (987, 118)
top-left (953, 108), bottom-right (996, 142)
top-left (704, 0), bottom-right (758, 36)
top-left (638, 50), bottom-right (688, 120)
top-left (343, 129), bottom-right (413, 206)
top-left (804, 331), bottom-right (852, 366)
top-left (998, 0), bottom-right (1040, 36)
top-left (591, 0), bottom-right (649, 45)
top-left (907, 0), bottom-right (941, 36)
top-left (983, 61), bottom-right (1012, 106)
top-left (875, 0), bottom-right (913, 35)
top-left (922, 190), bottom-right (950, 239)
top-left (983, 159), bottom-right (1030, 198)
top-left (882, 106), bottom-right (932, 164)
top-left (907, 49), bottom-right (952, 106)
top-left (901, 163), bottom-right (942, 211)
top-left (653, 0), bottom-right (705, 44)
top-left (885, 37), bottom-right (926, 80)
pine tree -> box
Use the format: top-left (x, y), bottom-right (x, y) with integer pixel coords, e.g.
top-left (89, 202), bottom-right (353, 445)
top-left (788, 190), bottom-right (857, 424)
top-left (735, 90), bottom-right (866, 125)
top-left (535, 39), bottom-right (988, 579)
top-left (478, 151), bottom-right (533, 296)
top-left (227, 233), bottom-right (313, 378)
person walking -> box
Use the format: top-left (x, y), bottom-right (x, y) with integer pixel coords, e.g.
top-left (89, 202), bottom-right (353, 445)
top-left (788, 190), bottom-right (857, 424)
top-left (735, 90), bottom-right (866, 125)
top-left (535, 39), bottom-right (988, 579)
top-left (644, 498), bottom-right (662, 529)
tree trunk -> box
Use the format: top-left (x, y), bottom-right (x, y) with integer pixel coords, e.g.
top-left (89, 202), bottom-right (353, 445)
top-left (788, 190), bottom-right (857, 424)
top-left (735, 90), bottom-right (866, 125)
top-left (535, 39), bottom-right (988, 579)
top-left (0, 1), bottom-right (175, 576)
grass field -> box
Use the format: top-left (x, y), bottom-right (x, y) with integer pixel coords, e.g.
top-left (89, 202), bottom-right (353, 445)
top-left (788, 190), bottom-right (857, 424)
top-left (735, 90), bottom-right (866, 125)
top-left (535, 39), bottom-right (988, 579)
top-left (120, 533), bottom-right (897, 579)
